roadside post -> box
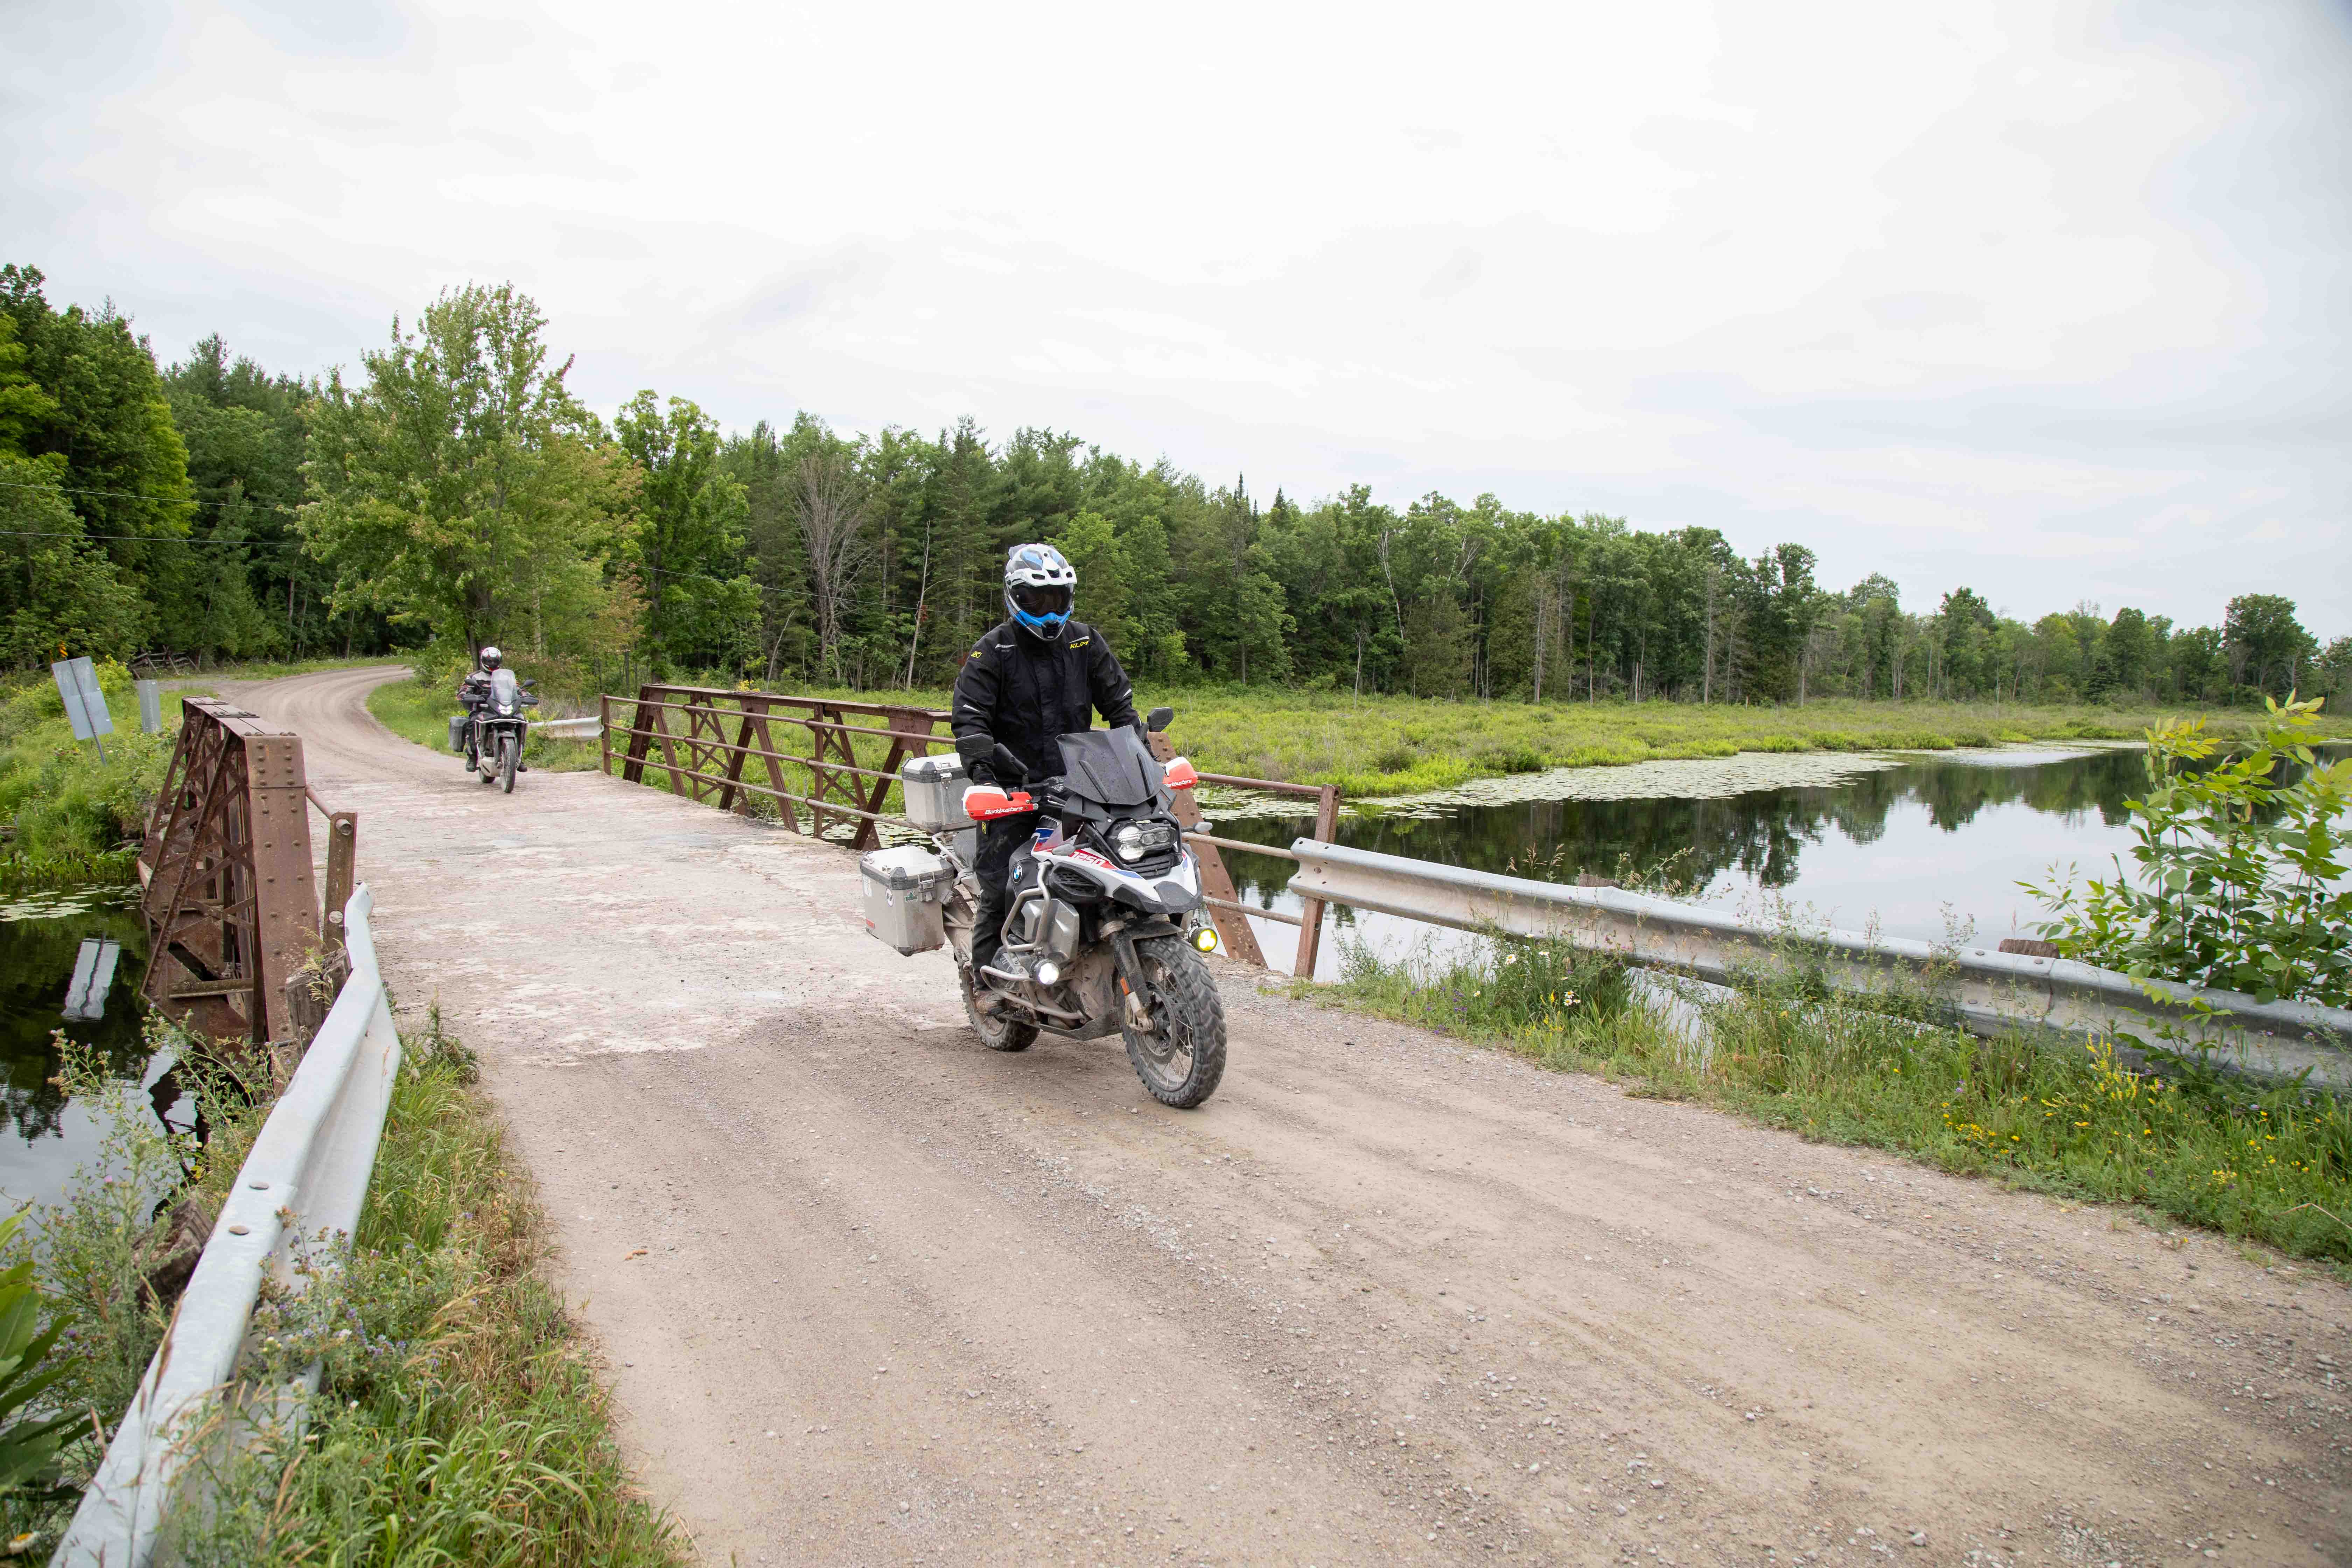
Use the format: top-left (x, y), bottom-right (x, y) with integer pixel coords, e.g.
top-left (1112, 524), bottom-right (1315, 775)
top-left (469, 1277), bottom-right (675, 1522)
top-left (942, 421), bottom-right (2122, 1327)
top-left (51, 656), bottom-right (113, 763)
top-left (136, 678), bottom-right (162, 733)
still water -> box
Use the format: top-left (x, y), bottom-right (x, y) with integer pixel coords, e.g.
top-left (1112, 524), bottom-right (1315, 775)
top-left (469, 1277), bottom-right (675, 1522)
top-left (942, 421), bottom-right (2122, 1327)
top-left (0, 888), bottom-right (183, 1212)
top-left (1202, 743), bottom-right (2277, 980)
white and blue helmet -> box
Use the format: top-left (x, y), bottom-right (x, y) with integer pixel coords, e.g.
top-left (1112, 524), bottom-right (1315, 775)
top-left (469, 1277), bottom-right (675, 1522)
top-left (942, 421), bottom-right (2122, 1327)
top-left (1004, 543), bottom-right (1077, 640)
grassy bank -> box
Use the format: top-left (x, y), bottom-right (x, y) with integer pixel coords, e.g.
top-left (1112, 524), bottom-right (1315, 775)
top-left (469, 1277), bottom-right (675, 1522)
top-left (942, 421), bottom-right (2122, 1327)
top-left (753, 683), bottom-right (2287, 797)
top-left (1311, 933), bottom-right (2352, 1268)
top-left (14, 1020), bottom-right (681, 1564)
top-left (0, 663), bottom-right (176, 871)
top-left (1149, 691), bottom-right (2311, 796)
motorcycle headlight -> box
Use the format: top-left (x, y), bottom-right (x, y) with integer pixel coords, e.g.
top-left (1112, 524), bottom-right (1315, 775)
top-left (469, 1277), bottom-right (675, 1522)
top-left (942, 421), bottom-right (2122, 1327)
top-left (1114, 821), bottom-right (1177, 861)
top-left (498, 704), bottom-right (514, 715)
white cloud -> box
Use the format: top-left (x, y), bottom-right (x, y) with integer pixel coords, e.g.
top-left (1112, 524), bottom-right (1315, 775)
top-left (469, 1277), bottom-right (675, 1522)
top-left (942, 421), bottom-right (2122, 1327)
top-left (5, 0), bottom-right (2347, 633)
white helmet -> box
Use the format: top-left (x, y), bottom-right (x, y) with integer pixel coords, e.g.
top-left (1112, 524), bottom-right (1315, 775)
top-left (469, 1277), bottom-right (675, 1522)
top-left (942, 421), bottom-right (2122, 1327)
top-left (480, 646), bottom-right (503, 671)
top-left (1003, 544), bottom-right (1076, 640)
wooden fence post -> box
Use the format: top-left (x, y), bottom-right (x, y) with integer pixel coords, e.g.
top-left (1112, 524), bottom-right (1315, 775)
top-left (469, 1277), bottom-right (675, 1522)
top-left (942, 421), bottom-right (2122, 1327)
top-left (1292, 784), bottom-right (1339, 980)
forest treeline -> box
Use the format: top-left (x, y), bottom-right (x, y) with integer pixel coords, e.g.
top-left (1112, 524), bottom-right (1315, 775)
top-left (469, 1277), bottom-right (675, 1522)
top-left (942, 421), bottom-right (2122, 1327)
top-left (4, 265), bottom-right (2344, 707)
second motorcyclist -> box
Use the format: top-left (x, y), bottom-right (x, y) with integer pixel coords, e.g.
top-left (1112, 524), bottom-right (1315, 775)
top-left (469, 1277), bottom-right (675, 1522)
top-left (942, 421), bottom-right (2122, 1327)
top-left (456, 645), bottom-right (527, 774)
top-left (951, 544), bottom-right (1141, 998)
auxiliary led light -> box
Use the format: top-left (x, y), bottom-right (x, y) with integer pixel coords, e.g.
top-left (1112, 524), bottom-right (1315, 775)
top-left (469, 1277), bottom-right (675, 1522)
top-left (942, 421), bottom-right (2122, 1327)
top-left (1191, 927), bottom-right (1218, 953)
top-left (1034, 959), bottom-right (1062, 985)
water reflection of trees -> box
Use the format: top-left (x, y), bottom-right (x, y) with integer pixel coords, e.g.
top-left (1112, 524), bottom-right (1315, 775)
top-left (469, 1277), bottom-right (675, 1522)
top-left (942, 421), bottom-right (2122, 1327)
top-left (1210, 749), bottom-right (2160, 903)
top-left (0, 905), bottom-right (152, 1144)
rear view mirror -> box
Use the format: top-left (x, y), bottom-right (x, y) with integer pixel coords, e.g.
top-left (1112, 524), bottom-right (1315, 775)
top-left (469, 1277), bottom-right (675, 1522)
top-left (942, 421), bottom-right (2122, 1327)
top-left (1146, 707), bottom-right (1174, 733)
top-left (524, 679), bottom-right (538, 691)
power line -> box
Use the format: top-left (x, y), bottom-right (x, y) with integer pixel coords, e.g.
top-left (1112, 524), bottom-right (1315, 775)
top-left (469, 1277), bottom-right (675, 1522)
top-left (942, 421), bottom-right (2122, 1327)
top-left (0, 476), bottom-right (295, 514)
top-left (0, 527), bottom-right (289, 547)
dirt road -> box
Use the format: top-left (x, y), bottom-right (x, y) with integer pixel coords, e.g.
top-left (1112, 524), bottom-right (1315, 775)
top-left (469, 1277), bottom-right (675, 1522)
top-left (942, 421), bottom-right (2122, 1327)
top-left (237, 667), bottom-right (2348, 1567)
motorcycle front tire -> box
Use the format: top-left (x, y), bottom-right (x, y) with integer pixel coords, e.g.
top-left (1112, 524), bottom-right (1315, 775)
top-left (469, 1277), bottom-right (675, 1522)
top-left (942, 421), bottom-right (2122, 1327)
top-left (498, 733), bottom-right (518, 793)
top-left (1121, 935), bottom-right (1227, 1108)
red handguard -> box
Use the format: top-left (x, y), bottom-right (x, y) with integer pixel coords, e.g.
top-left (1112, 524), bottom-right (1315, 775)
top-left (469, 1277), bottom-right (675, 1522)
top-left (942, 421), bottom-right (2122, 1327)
top-left (963, 783), bottom-right (1036, 822)
top-left (1162, 755), bottom-right (1199, 790)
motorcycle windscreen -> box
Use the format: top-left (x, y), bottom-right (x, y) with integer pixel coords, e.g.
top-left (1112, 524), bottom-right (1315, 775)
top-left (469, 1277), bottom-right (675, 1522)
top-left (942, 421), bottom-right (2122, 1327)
top-left (1055, 726), bottom-right (1163, 808)
top-left (490, 668), bottom-right (520, 706)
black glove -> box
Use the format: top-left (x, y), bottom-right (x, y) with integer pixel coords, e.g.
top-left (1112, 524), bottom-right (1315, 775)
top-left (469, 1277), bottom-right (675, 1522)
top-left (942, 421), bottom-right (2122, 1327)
top-left (967, 763), bottom-right (997, 787)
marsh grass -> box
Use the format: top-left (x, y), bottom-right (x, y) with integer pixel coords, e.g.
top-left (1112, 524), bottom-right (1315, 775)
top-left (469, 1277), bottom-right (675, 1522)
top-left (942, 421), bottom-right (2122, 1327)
top-left (667, 681), bottom-right (2287, 798)
top-left (10, 1013), bottom-right (678, 1564)
top-left (1317, 930), bottom-right (2352, 1267)
top-left (0, 666), bottom-right (177, 866)
top-left (1155, 692), bottom-right (2274, 797)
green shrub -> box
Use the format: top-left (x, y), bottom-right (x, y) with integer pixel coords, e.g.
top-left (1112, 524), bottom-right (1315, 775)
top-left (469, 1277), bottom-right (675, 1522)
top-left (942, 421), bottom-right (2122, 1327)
top-left (2027, 694), bottom-right (2351, 1008)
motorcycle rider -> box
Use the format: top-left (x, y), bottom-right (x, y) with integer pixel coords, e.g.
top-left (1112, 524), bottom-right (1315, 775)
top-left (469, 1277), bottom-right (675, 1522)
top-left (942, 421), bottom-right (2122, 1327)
top-left (952, 543), bottom-right (1140, 995)
top-left (456, 646), bottom-right (525, 772)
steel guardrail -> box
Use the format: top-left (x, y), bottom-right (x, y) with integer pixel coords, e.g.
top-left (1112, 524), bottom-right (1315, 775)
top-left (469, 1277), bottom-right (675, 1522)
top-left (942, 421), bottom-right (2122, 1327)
top-left (56, 885), bottom-right (404, 1567)
top-left (1284, 840), bottom-right (2352, 1087)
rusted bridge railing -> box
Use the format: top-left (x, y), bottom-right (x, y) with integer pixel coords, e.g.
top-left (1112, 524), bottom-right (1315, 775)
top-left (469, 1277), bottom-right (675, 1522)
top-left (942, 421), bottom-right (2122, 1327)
top-left (137, 696), bottom-right (357, 1043)
top-left (601, 685), bottom-right (947, 850)
top-left (598, 684), bottom-right (1343, 973)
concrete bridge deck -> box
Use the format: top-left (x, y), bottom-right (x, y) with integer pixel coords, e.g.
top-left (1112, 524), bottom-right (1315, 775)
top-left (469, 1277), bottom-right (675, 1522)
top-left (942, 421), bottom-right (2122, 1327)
top-left (234, 666), bottom-right (2347, 1567)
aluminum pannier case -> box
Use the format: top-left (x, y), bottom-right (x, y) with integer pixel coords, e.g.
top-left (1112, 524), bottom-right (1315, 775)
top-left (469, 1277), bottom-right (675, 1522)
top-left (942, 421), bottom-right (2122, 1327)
top-left (859, 846), bottom-right (956, 955)
top-left (448, 714), bottom-right (469, 754)
top-left (899, 753), bottom-right (973, 832)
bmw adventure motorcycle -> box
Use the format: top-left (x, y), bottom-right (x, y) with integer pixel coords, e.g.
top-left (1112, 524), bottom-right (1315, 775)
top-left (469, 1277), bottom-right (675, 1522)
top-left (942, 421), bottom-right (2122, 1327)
top-left (861, 707), bottom-right (1230, 1108)
top-left (458, 669), bottom-right (539, 793)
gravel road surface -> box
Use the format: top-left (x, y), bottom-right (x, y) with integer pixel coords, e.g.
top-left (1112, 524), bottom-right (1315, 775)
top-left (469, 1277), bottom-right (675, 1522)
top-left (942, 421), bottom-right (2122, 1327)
top-left (234, 667), bottom-right (2349, 1567)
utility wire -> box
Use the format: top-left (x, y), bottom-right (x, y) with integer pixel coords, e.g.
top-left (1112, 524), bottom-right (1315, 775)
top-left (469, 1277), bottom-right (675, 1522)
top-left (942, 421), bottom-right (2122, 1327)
top-left (0, 476), bottom-right (294, 513)
top-left (0, 527), bottom-right (285, 546)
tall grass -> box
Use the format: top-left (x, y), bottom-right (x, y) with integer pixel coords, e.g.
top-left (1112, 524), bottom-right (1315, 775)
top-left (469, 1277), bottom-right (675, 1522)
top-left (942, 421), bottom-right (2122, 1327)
top-left (0, 665), bottom-right (177, 864)
top-left (1150, 692), bottom-right (2282, 797)
top-left (1318, 931), bottom-right (2352, 1266)
top-left (685, 681), bottom-right (2284, 797)
top-left (8, 1017), bottom-right (680, 1564)
top-left (168, 1016), bottom-right (683, 1564)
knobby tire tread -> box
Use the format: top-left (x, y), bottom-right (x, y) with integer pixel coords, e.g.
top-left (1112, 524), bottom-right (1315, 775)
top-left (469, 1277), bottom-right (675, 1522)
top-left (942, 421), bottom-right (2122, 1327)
top-left (1126, 937), bottom-right (1226, 1109)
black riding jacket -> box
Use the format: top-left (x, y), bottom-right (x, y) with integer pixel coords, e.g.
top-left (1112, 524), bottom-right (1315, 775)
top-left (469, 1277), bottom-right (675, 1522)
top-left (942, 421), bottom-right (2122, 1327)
top-left (951, 619), bottom-right (1140, 786)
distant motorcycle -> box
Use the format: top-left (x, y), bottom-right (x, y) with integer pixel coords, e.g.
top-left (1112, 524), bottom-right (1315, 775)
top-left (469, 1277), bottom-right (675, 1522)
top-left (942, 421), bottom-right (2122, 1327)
top-left (455, 670), bottom-right (538, 793)
top-left (860, 707), bottom-right (1230, 1108)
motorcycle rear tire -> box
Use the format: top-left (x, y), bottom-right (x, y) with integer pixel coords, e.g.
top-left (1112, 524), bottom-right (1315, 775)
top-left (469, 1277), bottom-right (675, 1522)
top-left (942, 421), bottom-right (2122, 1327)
top-left (962, 964), bottom-right (1038, 1052)
top-left (499, 734), bottom-right (518, 793)
top-left (1121, 936), bottom-right (1226, 1108)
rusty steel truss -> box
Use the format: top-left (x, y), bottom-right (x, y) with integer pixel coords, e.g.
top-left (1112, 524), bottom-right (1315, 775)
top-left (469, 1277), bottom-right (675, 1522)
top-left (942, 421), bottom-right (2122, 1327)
top-left (138, 696), bottom-right (357, 1042)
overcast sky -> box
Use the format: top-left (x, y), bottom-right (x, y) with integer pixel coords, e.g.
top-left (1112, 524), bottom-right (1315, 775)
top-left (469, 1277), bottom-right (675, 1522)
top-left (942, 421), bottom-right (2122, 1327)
top-left (7, 0), bottom-right (2348, 635)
